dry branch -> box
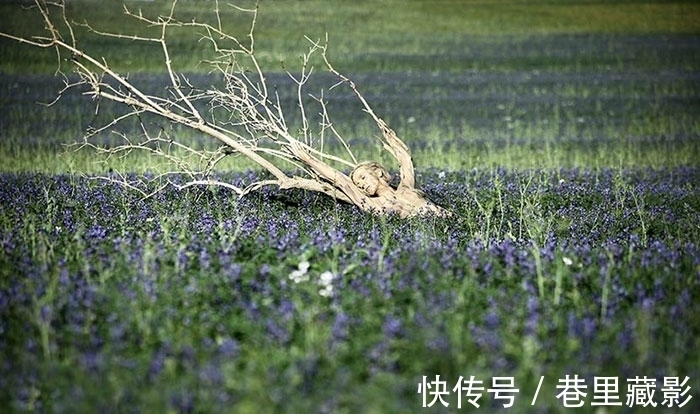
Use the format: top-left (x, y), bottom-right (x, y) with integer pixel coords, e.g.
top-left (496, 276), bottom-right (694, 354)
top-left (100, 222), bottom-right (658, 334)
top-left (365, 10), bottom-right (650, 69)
top-left (1, 0), bottom-right (450, 218)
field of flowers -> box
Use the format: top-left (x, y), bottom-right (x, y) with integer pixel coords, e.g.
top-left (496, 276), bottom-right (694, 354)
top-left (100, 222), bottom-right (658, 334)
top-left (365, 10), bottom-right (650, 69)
top-left (1, 2), bottom-right (700, 412)
top-left (1, 165), bottom-right (699, 412)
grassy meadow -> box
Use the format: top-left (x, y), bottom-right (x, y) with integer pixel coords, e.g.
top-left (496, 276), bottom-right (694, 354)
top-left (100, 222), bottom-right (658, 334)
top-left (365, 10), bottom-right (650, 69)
top-left (1, 0), bottom-right (700, 413)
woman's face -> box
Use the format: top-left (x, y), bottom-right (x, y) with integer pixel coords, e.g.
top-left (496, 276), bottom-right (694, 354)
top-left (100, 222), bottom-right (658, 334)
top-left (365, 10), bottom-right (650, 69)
top-left (352, 166), bottom-right (382, 196)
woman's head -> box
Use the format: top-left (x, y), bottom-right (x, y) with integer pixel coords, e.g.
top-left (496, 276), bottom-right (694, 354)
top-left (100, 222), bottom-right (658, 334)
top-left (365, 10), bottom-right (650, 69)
top-left (351, 161), bottom-right (391, 196)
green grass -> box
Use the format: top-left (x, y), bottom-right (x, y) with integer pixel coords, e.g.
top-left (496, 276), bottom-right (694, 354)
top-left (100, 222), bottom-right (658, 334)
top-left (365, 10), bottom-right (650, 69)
top-left (1, 1), bottom-right (698, 175)
top-left (1, 0), bottom-right (699, 74)
top-left (2, 126), bottom-right (698, 175)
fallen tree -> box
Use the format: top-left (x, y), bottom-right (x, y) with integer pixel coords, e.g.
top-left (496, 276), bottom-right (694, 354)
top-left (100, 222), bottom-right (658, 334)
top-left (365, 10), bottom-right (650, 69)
top-left (1, 0), bottom-right (450, 218)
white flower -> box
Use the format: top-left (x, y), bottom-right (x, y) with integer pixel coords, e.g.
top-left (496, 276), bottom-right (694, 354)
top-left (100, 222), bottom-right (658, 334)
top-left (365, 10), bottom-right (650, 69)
top-left (562, 257), bottom-right (573, 266)
top-left (318, 271), bottom-right (335, 297)
top-left (438, 171), bottom-right (446, 179)
top-left (319, 271), bottom-right (334, 286)
top-left (289, 270), bottom-right (308, 283)
top-left (289, 261), bottom-right (311, 283)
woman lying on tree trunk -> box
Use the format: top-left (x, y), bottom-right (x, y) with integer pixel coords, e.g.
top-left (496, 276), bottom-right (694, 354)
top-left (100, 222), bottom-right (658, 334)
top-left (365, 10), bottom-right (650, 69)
top-left (288, 140), bottom-right (450, 218)
top-left (350, 162), bottom-right (449, 218)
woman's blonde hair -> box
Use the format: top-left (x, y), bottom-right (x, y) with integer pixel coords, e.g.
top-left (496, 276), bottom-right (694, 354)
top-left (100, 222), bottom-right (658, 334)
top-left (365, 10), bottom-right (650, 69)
top-left (350, 161), bottom-right (392, 184)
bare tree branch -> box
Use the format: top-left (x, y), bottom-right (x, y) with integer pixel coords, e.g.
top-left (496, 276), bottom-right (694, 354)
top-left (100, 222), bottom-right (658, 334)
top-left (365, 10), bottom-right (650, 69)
top-left (1, 0), bottom-right (450, 218)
